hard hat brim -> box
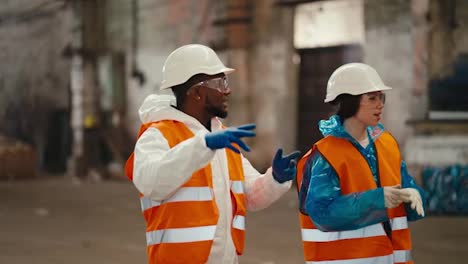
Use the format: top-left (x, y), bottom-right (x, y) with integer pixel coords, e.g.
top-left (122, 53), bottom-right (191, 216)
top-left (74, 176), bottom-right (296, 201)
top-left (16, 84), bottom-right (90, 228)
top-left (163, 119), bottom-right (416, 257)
top-left (160, 67), bottom-right (235, 90)
top-left (324, 85), bottom-right (392, 103)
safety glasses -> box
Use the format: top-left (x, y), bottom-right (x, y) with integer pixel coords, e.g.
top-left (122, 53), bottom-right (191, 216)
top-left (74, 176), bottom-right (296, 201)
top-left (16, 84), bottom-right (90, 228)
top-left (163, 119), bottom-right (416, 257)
top-left (191, 76), bottom-right (229, 93)
top-left (361, 92), bottom-right (386, 105)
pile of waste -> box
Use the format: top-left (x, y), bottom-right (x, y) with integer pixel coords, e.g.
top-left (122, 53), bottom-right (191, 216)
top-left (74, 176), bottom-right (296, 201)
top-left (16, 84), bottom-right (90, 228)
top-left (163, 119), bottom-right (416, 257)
top-left (422, 164), bottom-right (468, 215)
top-left (0, 134), bottom-right (37, 180)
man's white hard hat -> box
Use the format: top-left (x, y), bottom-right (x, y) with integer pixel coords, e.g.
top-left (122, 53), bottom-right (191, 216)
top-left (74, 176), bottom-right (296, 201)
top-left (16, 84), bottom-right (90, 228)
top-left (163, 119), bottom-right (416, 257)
top-left (160, 44), bottom-right (234, 90)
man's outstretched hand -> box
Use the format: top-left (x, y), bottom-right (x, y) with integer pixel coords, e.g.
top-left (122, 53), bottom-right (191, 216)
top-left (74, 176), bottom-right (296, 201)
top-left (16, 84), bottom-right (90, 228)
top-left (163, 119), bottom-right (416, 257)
top-left (272, 148), bottom-right (301, 183)
top-left (205, 124), bottom-right (256, 153)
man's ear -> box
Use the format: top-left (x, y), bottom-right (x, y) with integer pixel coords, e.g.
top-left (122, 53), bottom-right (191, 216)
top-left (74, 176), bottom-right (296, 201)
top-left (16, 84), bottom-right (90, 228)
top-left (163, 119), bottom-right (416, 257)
top-left (187, 85), bottom-right (202, 101)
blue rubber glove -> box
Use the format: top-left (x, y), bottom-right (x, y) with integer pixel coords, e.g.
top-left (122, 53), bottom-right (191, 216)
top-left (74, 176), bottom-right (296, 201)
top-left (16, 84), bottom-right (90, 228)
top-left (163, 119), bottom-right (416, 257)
top-left (205, 124), bottom-right (256, 154)
top-left (272, 148), bottom-right (301, 183)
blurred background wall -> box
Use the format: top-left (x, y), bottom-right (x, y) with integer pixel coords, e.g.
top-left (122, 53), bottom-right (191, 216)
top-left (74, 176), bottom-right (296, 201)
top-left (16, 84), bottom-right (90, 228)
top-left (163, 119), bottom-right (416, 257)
top-left (1, 1), bottom-right (468, 263)
top-left (1, 0), bottom-right (467, 200)
top-left (0, 0), bottom-right (71, 176)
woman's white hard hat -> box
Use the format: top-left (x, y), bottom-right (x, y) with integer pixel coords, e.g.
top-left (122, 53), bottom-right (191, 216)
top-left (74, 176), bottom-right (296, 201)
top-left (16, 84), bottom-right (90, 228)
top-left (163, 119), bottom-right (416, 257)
top-left (325, 63), bottom-right (392, 103)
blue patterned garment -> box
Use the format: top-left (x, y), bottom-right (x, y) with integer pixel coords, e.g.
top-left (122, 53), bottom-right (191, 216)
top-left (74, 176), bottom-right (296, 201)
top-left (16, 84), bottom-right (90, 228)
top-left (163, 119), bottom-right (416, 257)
top-left (298, 115), bottom-right (425, 231)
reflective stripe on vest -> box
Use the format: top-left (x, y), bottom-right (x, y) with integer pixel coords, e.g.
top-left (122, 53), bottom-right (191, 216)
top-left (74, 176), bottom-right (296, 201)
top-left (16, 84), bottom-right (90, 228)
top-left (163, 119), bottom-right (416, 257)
top-left (301, 223), bottom-right (386, 242)
top-left (126, 120), bottom-right (247, 263)
top-left (225, 141), bottom-right (247, 255)
top-left (390, 216), bottom-right (408, 231)
top-left (394, 250), bottom-right (412, 263)
top-left (232, 215), bottom-right (245, 230)
top-left (231, 180), bottom-right (244, 194)
top-left (296, 132), bottom-right (413, 263)
top-left (146, 225), bottom-right (217, 246)
top-left (305, 254), bottom-right (393, 264)
top-left (140, 187), bottom-right (213, 211)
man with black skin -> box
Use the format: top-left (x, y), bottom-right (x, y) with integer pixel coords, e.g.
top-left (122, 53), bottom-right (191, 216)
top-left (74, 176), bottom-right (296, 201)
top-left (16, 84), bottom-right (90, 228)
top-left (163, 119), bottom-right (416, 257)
top-left (126, 44), bottom-right (300, 264)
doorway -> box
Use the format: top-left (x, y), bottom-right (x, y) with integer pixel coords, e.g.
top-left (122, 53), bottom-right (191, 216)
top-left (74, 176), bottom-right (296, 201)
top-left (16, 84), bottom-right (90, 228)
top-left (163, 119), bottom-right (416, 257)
top-left (296, 45), bottom-right (363, 153)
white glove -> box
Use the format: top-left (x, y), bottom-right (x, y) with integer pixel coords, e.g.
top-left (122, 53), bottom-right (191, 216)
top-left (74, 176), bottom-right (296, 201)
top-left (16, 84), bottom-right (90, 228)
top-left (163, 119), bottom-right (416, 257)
top-left (383, 185), bottom-right (404, 208)
top-left (399, 188), bottom-right (425, 217)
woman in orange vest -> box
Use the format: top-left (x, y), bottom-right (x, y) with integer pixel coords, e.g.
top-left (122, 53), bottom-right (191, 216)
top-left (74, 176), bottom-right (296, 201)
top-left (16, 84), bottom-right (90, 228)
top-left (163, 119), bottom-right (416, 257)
top-left (126, 44), bottom-right (300, 264)
top-left (297, 63), bottom-right (426, 264)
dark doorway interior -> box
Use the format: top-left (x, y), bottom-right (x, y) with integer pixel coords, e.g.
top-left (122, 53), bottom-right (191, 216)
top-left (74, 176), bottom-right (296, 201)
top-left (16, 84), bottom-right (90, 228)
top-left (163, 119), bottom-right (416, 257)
top-left (44, 109), bottom-right (71, 173)
top-left (296, 45), bottom-right (363, 153)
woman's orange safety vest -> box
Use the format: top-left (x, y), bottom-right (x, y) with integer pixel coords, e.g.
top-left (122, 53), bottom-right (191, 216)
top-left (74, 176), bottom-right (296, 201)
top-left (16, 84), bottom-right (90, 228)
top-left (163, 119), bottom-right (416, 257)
top-left (296, 132), bottom-right (413, 264)
top-left (125, 120), bottom-right (246, 264)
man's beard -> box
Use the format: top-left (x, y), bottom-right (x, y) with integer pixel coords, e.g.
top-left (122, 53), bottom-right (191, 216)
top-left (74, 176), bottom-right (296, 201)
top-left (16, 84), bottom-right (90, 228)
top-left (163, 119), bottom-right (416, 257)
top-left (206, 105), bottom-right (228, 119)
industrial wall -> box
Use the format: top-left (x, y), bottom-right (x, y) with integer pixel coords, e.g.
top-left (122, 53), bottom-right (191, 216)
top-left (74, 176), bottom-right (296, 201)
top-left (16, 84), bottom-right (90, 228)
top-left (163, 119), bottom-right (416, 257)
top-left (0, 1), bottom-right (71, 172)
top-left (363, 0), bottom-right (414, 145)
top-left (3, 0), bottom-right (465, 175)
top-left (105, 0), bottom-right (468, 169)
top-left (105, 0), bottom-right (296, 170)
top-left (363, 0), bottom-right (468, 147)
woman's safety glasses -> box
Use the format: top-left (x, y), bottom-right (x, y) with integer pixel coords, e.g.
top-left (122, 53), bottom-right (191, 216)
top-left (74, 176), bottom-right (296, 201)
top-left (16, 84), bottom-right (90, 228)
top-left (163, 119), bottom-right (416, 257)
top-left (191, 76), bottom-right (229, 93)
top-left (361, 92), bottom-right (386, 105)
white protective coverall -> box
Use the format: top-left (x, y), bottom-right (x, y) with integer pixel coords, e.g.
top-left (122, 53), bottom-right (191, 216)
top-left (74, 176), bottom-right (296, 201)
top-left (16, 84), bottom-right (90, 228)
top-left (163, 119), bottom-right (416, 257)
top-left (132, 94), bottom-right (292, 264)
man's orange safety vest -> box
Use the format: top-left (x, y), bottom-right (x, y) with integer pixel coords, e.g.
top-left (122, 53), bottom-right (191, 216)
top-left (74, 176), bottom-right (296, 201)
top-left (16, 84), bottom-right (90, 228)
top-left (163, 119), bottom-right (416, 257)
top-left (125, 120), bottom-right (246, 264)
top-left (296, 132), bottom-right (413, 264)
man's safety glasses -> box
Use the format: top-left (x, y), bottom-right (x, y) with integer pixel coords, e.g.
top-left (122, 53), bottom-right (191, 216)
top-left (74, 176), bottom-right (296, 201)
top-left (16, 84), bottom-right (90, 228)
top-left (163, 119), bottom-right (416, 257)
top-left (191, 76), bottom-right (229, 93)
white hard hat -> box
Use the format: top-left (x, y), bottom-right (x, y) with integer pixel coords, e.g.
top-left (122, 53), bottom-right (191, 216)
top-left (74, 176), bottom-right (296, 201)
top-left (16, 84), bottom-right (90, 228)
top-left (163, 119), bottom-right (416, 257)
top-left (324, 63), bottom-right (392, 103)
top-left (160, 44), bottom-right (234, 90)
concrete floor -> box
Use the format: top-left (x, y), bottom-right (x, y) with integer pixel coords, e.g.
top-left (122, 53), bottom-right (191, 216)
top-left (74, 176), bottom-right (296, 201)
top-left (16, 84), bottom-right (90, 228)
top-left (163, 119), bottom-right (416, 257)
top-left (1, 178), bottom-right (467, 264)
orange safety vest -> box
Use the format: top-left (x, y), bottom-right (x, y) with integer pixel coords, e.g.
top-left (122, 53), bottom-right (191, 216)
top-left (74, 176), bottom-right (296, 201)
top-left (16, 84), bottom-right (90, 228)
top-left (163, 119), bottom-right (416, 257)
top-left (296, 132), bottom-right (413, 264)
top-left (125, 120), bottom-right (246, 264)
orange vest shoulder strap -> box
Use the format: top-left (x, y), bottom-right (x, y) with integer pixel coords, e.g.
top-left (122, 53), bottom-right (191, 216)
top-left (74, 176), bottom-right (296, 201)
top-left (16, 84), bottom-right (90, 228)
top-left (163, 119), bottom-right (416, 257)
top-left (125, 120), bottom-right (193, 180)
top-left (374, 131), bottom-right (402, 188)
top-left (375, 131), bottom-right (400, 156)
top-left (151, 120), bottom-right (194, 147)
top-left (315, 136), bottom-right (376, 194)
top-left (296, 136), bottom-right (347, 190)
top-left (315, 136), bottom-right (359, 169)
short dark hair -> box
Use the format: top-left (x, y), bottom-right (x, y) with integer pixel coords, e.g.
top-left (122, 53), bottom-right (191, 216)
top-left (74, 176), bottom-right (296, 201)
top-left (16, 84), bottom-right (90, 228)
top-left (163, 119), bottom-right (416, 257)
top-left (331, 94), bottom-right (361, 123)
top-left (171, 82), bottom-right (191, 107)
top-left (171, 74), bottom-right (207, 107)
top-left (171, 73), bottom-right (225, 107)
